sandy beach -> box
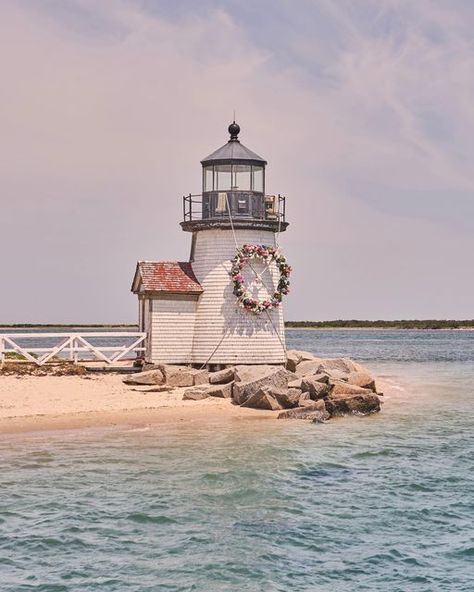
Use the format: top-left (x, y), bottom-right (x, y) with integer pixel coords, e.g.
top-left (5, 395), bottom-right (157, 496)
top-left (0, 374), bottom-right (277, 434)
top-left (0, 372), bottom-right (397, 435)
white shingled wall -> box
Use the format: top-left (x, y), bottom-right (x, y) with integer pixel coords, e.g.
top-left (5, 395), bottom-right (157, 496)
top-left (190, 228), bottom-right (286, 365)
top-left (148, 296), bottom-right (197, 364)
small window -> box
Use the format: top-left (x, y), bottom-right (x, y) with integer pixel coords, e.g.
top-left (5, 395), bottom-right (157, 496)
top-left (204, 166), bottom-right (214, 191)
top-left (215, 164), bottom-right (232, 191)
top-left (233, 164), bottom-right (251, 190)
top-left (252, 166), bottom-right (264, 192)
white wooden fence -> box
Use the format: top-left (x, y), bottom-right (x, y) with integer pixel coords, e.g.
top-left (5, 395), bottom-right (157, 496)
top-left (0, 332), bottom-right (146, 366)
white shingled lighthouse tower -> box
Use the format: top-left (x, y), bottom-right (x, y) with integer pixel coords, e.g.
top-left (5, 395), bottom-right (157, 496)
top-left (132, 122), bottom-right (290, 367)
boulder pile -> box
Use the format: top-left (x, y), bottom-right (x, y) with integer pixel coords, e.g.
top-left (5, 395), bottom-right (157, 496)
top-left (123, 351), bottom-right (382, 422)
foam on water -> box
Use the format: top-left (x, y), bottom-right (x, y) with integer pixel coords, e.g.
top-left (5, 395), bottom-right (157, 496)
top-left (1, 329), bottom-right (473, 591)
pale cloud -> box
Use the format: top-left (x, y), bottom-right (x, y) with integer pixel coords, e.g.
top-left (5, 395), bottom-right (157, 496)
top-left (0, 0), bottom-right (472, 322)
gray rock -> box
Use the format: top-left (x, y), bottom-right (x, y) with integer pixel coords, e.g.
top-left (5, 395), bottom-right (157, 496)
top-left (329, 381), bottom-right (373, 397)
top-left (209, 367), bottom-right (235, 384)
top-left (303, 373), bottom-right (329, 384)
top-left (294, 360), bottom-right (325, 377)
top-left (288, 378), bottom-right (303, 389)
top-left (322, 369), bottom-right (349, 382)
top-left (123, 368), bottom-right (165, 386)
top-left (300, 378), bottom-right (332, 400)
top-left (273, 388), bottom-right (301, 409)
top-left (324, 393), bottom-right (381, 416)
top-left (240, 388), bottom-right (283, 410)
top-left (285, 351), bottom-right (301, 373)
top-left (286, 350), bottom-right (322, 372)
top-left (233, 365), bottom-right (289, 405)
top-left (298, 392), bottom-right (311, 406)
top-left (208, 382), bottom-right (233, 398)
top-left (131, 385), bottom-right (174, 393)
top-left (278, 400), bottom-right (330, 421)
top-left (161, 365), bottom-right (209, 387)
top-left (192, 369), bottom-right (210, 386)
top-left (317, 358), bottom-right (360, 375)
top-left (182, 387), bottom-right (211, 401)
top-left (346, 371), bottom-right (376, 392)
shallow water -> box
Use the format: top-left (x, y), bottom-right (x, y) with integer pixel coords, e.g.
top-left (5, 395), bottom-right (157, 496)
top-left (1, 330), bottom-right (473, 591)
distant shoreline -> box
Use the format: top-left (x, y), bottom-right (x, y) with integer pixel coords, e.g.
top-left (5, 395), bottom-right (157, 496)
top-left (1, 321), bottom-right (473, 331)
top-left (285, 326), bottom-right (474, 331)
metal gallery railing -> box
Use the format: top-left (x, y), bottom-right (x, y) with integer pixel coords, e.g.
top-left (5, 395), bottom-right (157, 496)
top-left (183, 192), bottom-right (286, 223)
top-left (0, 332), bottom-right (146, 366)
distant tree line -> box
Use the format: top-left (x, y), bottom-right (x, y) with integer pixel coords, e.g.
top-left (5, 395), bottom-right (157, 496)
top-left (1, 320), bottom-right (473, 330)
top-left (285, 320), bottom-right (474, 330)
top-left (0, 324), bottom-right (137, 328)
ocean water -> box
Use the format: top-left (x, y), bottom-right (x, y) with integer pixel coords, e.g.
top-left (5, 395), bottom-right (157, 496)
top-left (1, 330), bottom-right (473, 591)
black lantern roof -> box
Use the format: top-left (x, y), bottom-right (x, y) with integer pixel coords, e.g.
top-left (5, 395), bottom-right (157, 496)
top-left (201, 122), bottom-right (267, 166)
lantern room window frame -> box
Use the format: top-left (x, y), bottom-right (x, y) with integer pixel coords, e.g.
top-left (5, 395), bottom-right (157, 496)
top-left (202, 163), bottom-right (265, 194)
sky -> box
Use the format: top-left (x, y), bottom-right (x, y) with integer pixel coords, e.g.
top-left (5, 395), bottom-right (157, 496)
top-left (1, 0), bottom-right (473, 323)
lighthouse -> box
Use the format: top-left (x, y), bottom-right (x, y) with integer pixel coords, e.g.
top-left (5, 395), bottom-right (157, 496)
top-left (132, 122), bottom-right (289, 367)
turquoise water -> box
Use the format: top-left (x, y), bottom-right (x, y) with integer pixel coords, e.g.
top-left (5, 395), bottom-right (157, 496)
top-left (1, 330), bottom-right (473, 591)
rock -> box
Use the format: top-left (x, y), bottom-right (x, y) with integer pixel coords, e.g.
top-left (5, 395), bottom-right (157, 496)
top-left (278, 400), bottom-right (330, 422)
top-left (324, 393), bottom-right (381, 416)
top-left (240, 388), bottom-right (283, 411)
top-left (310, 373), bottom-right (330, 384)
top-left (289, 373), bottom-right (329, 388)
top-left (285, 350), bottom-right (317, 372)
top-left (192, 369), bottom-right (211, 385)
top-left (298, 392), bottom-right (311, 406)
top-left (330, 381), bottom-right (373, 397)
top-left (300, 378), bottom-right (332, 400)
top-left (288, 387), bottom-right (303, 398)
top-left (182, 387), bottom-right (210, 401)
top-left (273, 388), bottom-right (301, 409)
top-left (285, 351), bottom-right (301, 373)
top-left (123, 368), bottom-right (165, 386)
top-left (317, 358), bottom-right (362, 375)
top-left (161, 365), bottom-right (209, 387)
top-left (233, 365), bottom-right (289, 405)
top-left (209, 367), bottom-right (235, 384)
top-left (294, 360), bottom-right (326, 377)
top-left (208, 382), bottom-right (233, 398)
top-left (351, 360), bottom-right (373, 375)
top-left (322, 369), bottom-right (349, 382)
top-left (131, 385), bottom-right (174, 393)
top-left (346, 371), bottom-right (376, 392)
top-left (288, 378), bottom-right (303, 389)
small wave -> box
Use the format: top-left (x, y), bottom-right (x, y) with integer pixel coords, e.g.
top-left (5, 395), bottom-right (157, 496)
top-left (297, 464), bottom-right (355, 482)
top-left (451, 546), bottom-right (474, 558)
top-left (353, 448), bottom-right (396, 458)
top-left (127, 512), bottom-right (177, 525)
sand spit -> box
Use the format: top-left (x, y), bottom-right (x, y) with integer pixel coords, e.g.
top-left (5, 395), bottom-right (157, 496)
top-left (0, 374), bottom-right (275, 434)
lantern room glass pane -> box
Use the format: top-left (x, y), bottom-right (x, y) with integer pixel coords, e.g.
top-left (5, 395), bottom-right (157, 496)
top-left (252, 166), bottom-right (264, 192)
top-left (204, 166), bottom-right (214, 191)
top-left (233, 164), bottom-right (251, 190)
top-left (215, 164), bottom-right (232, 190)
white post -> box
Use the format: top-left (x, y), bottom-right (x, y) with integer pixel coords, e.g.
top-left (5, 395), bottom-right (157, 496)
top-left (73, 336), bottom-right (79, 364)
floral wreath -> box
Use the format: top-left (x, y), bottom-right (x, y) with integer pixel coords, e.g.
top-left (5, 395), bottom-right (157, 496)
top-left (230, 244), bottom-right (291, 314)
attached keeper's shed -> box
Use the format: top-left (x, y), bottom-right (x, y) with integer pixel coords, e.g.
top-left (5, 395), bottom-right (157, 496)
top-left (131, 261), bottom-right (203, 364)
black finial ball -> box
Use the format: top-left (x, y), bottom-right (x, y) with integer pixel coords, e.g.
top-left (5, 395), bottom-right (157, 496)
top-left (228, 121), bottom-right (240, 140)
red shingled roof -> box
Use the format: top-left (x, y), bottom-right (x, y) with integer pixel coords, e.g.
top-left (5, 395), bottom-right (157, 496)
top-left (132, 261), bottom-right (202, 294)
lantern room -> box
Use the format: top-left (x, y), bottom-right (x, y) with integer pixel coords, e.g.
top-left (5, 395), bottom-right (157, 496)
top-left (182, 122), bottom-right (288, 232)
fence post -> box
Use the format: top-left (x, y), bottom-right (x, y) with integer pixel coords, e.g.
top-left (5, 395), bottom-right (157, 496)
top-left (0, 335), bottom-right (4, 366)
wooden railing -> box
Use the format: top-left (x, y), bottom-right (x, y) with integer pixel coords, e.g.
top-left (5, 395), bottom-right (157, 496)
top-left (0, 332), bottom-right (146, 366)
